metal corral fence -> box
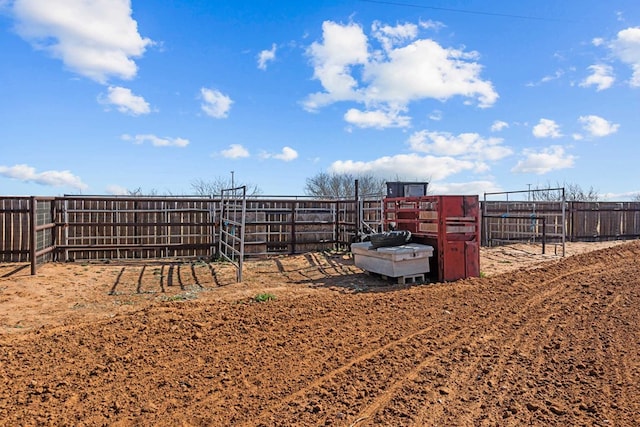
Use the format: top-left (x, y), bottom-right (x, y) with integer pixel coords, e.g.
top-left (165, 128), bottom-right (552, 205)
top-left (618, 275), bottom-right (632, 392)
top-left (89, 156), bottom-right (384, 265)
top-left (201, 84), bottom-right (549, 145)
top-left (0, 197), bottom-right (56, 274)
top-left (2, 195), bottom-right (639, 274)
top-left (0, 195), bottom-right (373, 273)
top-left (482, 201), bottom-right (640, 246)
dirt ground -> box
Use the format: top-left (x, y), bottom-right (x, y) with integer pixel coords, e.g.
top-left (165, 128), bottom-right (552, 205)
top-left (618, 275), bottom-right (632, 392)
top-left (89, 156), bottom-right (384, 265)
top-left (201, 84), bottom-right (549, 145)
top-left (1, 240), bottom-right (639, 426)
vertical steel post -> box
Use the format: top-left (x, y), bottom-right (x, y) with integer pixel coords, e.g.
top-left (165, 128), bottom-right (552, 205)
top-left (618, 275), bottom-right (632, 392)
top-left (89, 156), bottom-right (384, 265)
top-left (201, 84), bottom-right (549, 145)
top-left (542, 216), bottom-right (546, 255)
top-left (239, 186), bottom-right (246, 282)
top-left (29, 196), bottom-right (37, 275)
top-left (561, 187), bottom-right (566, 256)
top-left (354, 179), bottom-right (360, 242)
top-left (290, 202), bottom-right (296, 254)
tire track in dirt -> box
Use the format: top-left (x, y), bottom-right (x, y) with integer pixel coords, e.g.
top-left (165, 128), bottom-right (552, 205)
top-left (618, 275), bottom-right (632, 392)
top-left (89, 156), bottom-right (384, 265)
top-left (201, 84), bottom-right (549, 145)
top-left (246, 258), bottom-right (611, 426)
top-left (408, 244), bottom-right (640, 426)
top-left (358, 265), bottom-right (606, 426)
top-left (329, 247), bottom-right (636, 426)
top-left (584, 256), bottom-right (640, 425)
top-left (238, 325), bottom-right (443, 426)
top-left (2, 242), bottom-right (639, 426)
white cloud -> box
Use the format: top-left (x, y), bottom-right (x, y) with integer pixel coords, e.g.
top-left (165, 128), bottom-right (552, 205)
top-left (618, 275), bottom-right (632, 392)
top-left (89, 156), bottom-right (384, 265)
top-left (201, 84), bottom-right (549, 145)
top-left (327, 128), bottom-right (513, 185)
top-left (121, 134), bottom-right (189, 147)
top-left (601, 190), bottom-right (640, 201)
top-left (12, 0), bottom-right (152, 83)
top-left (364, 39), bottom-right (497, 107)
top-left (541, 70), bottom-right (564, 84)
top-left (105, 184), bottom-right (129, 195)
top-left (371, 21), bottom-right (418, 52)
top-left (408, 130), bottom-right (512, 161)
top-left (304, 21), bottom-right (369, 110)
top-left (257, 43), bottom-right (277, 70)
top-left (303, 20), bottom-right (497, 127)
top-left (526, 69), bottom-right (564, 87)
top-left (329, 153), bottom-right (475, 181)
top-left (99, 86), bottom-right (150, 115)
top-left (610, 26), bottom-right (640, 87)
top-left (532, 118), bottom-right (563, 139)
top-left (221, 144), bottom-right (249, 159)
top-left (418, 19), bottom-right (445, 31)
top-left (490, 120), bottom-right (509, 132)
top-left (578, 115), bottom-right (620, 137)
top-left (428, 110), bottom-right (442, 121)
top-left (0, 163), bottom-right (87, 190)
top-left (579, 64), bottom-right (615, 91)
top-left (200, 88), bottom-right (233, 119)
top-left (592, 37), bottom-right (605, 47)
top-left (261, 146), bottom-right (298, 161)
top-left (344, 107), bottom-right (410, 129)
top-left (511, 146), bottom-right (575, 174)
top-left (429, 180), bottom-right (501, 196)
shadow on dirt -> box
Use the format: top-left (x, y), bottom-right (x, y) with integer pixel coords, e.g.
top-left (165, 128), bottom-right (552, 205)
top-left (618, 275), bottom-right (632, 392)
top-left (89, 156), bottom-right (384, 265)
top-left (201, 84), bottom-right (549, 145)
top-left (307, 273), bottom-right (433, 293)
top-left (286, 251), bottom-right (435, 294)
top-left (0, 263), bottom-right (30, 278)
top-left (105, 260), bottom-right (232, 296)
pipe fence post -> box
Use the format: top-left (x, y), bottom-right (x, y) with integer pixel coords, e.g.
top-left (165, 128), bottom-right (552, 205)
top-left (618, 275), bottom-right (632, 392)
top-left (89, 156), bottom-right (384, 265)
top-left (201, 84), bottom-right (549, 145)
top-left (29, 196), bottom-right (37, 275)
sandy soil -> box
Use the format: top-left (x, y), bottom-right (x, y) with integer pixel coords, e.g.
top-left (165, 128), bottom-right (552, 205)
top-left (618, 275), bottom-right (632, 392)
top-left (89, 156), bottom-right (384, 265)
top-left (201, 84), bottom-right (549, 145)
top-left (0, 240), bottom-right (638, 425)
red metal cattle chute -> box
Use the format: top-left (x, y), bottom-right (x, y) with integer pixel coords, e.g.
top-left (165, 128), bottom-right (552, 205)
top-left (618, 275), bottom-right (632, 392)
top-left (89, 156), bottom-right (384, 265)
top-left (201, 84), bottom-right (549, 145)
top-left (383, 194), bottom-right (480, 282)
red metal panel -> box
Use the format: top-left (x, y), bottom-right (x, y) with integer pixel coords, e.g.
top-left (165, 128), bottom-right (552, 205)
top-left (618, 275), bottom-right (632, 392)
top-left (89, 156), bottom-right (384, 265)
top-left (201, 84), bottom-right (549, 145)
top-left (442, 240), bottom-right (463, 281)
top-left (441, 195), bottom-right (463, 218)
top-left (382, 195), bottom-right (481, 282)
top-left (465, 240), bottom-right (480, 278)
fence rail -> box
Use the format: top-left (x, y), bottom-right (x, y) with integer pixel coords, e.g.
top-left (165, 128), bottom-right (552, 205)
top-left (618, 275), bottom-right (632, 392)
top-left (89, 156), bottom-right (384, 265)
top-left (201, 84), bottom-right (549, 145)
top-left (0, 195), bottom-right (364, 273)
top-left (482, 201), bottom-right (640, 245)
top-left (2, 196), bottom-right (639, 274)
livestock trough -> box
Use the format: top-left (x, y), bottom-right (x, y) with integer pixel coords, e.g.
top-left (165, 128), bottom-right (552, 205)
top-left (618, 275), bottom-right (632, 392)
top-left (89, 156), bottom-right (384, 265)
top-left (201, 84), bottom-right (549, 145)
top-left (351, 242), bottom-right (434, 284)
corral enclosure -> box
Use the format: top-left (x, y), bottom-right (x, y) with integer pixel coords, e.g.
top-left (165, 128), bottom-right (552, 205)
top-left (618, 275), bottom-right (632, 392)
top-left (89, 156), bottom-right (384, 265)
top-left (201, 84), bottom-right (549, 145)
top-left (2, 195), bottom-right (640, 269)
top-left (1, 194), bottom-right (640, 425)
top-left (0, 196), bottom-right (380, 264)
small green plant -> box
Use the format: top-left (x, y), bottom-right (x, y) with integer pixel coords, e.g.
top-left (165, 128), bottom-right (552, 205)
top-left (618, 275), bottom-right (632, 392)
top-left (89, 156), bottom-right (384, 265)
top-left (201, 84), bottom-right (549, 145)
top-left (161, 291), bottom-right (198, 302)
top-left (165, 294), bottom-right (189, 302)
top-left (479, 271), bottom-right (487, 278)
top-left (253, 293), bottom-right (276, 303)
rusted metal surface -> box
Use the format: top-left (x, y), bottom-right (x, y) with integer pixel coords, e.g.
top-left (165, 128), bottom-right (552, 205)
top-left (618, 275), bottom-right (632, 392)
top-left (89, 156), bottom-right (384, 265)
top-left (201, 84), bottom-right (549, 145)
top-left (384, 195), bottom-right (481, 282)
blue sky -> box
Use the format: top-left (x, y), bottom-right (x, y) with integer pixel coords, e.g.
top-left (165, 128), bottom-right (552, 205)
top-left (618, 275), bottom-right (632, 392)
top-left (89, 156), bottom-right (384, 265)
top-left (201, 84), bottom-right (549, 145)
top-left (1, 1), bottom-right (639, 199)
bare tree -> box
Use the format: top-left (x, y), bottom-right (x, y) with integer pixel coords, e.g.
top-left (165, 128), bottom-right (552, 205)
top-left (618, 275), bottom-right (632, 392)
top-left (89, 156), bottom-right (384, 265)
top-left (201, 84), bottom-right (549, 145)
top-left (531, 182), bottom-right (600, 202)
top-left (632, 193), bottom-right (640, 202)
top-left (126, 187), bottom-right (161, 196)
top-left (190, 177), bottom-right (261, 197)
top-left (304, 172), bottom-right (387, 198)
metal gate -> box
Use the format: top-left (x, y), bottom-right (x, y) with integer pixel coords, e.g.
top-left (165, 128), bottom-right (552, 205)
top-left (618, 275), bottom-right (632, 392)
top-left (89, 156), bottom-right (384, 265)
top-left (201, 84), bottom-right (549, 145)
top-left (359, 196), bottom-right (384, 235)
top-left (483, 188), bottom-right (566, 256)
top-left (219, 186), bottom-right (246, 282)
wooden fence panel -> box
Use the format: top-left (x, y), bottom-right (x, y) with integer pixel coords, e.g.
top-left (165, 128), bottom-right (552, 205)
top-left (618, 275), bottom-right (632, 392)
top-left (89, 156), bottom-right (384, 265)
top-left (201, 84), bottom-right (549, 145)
top-left (570, 202), bottom-right (640, 241)
top-left (57, 196), bottom-right (217, 260)
top-left (623, 203), bottom-right (640, 239)
top-left (0, 197), bottom-right (30, 262)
